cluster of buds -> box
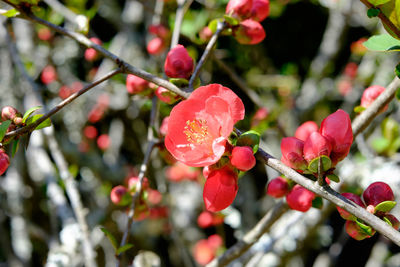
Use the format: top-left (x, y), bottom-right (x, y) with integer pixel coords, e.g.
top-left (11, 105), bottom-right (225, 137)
top-left (281, 109), bottom-right (353, 176)
top-left (84, 37), bottom-right (102, 62)
top-left (147, 24), bottom-right (170, 55)
top-left (267, 176), bottom-right (316, 212)
top-left (337, 182), bottom-right (399, 240)
top-left (197, 210), bottom-right (224, 228)
top-left (225, 0), bottom-right (269, 45)
top-left (193, 234), bottom-right (224, 266)
top-left (110, 176), bottom-right (166, 221)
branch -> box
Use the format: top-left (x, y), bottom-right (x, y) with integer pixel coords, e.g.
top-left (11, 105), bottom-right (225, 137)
top-left (170, 0), bottom-right (193, 49)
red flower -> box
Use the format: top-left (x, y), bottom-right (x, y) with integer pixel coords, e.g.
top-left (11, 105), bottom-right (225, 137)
top-left (0, 149), bottom-right (10, 175)
top-left (363, 182), bottom-right (394, 207)
top-left (280, 137), bottom-right (307, 170)
top-left (250, 0), bottom-right (270, 22)
top-left (303, 132), bottom-right (332, 163)
top-left (294, 121), bottom-right (318, 142)
top-left (266, 176), bottom-right (290, 198)
top-left (226, 0), bottom-right (253, 19)
top-left (336, 192), bottom-right (365, 221)
top-left (319, 109), bottom-right (353, 165)
top-left (361, 85), bottom-right (387, 112)
top-left (233, 19), bottom-right (266, 45)
top-left (165, 84), bottom-right (244, 167)
top-left (203, 166), bottom-right (239, 212)
top-left (286, 184), bottom-right (315, 212)
top-left (230, 146), bottom-right (256, 171)
top-left (164, 45), bottom-right (194, 79)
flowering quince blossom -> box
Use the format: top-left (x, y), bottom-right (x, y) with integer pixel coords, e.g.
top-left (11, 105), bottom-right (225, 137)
top-left (280, 137), bottom-right (307, 170)
top-left (164, 44), bottom-right (194, 79)
top-left (294, 121), bottom-right (318, 142)
top-left (226, 0), bottom-right (253, 19)
top-left (165, 84), bottom-right (245, 167)
top-left (233, 19), bottom-right (266, 45)
top-left (303, 132), bottom-right (332, 163)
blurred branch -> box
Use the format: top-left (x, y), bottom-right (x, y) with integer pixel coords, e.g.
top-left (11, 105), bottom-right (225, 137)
top-left (43, 0), bottom-right (85, 30)
top-left (188, 21), bottom-right (227, 90)
top-left (170, 0), bottom-right (193, 48)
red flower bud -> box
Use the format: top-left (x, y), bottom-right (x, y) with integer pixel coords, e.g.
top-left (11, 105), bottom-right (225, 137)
top-left (41, 65), bottom-right (57, 85)
top-left (266, 176), bottom-right (290, 198)
top-left (336, 192), bottom-right (365, 221)
top-left (160, 116), bottom-right (169, 136)
top-left (127, 176), bottom-right (149, 192)
top-left (1, 106), bottom-right (20, 122)
top-left (110, 185), bottom-right (129, 205)
top-left (147, 189), bottom-right (162, 205)
top-left (197, 211), bottom-right (214, 228)
top-left (303, 132), bottom-right (332, 163)
top-left (155, 87), bottom-right (180, 104)
top-left (294, 121), bottom-right (318, 142)
top-left (84, 37), bottom-right (102, 62)
top-left (233, 19), bottom-right (265, 45)
top-left (319, 109), bottom-right (353, 165)
top-left (230, 146), bottom-right (256, 171)
top-left (363, 182), bottom-right (394, 207)
top-left (37, 27), bottom-right (52, 41)
top-left (164, 45), bottom-right (194, 79)
top-left (226, 0), bottom-right (253, 19)
top-left (286, 185), bottom-right (315, 212)
top-left (250, 0), bottom-right (270, 22)
top-left (280, 137), bottom-right (307, 170)
top-left (148, 24), bottom-right (170, 39)
top-left (203, 166), bottom-right (238, 212)
top-left (345, 220), bottom-right (375, 240)
top-left (199, 26), bottom-right (213, 42)
top-left (344, 62), bottom-right (358, 79)
top-left (361, 85), bottom-right (387, 112)
top-left (126, 74), bottom-right (149, 94)
top-left (193, 239), bottom-right (215, 265)
top-left (147, 37), bottom-right (166, 55)
top-left (83, 125), bottom-right (98, 139)
top-left (385, 214), bottom-right (400, 230)
top-left (97, 134), bottom-right (111, 150)
top-left (207, 234), bottom-right (223, 250)
top-left (0, 149), bottom-right (10, 175)
top-left (59, 86), bottom-right (72, 100)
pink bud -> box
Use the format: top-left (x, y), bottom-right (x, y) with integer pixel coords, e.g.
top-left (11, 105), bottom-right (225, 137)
top-left (266, 176), bottom-right (290, 198)
top-left (164, 45), bottom-right (194, 79)
top-left (197, 211), bottom-right (214, 228)
top-left (83, 125), bottom-right (98, 139)
top-left (84, 37), bottom-right (102, 62)
top-left (360, 85), bottom-right (387, 112)
top-left (193, 239), bottom-right (215, 265)
top-left (344, 62), bottom-right (358, 79)
top-left (59, 86), bottom-right (72, 100)
top-left (363, 182), bottom-right (394, 207)
top-left (159, 116), bottom-right (169, 136)
top-left (148, 24), bottom-right (170, 39)
top-left (233, 19), bottom-right (265, 45)
top-left (203, 166), bottom-right (238, 212)
top-left (41, 65), bottom-right (57, 85)
top-left (280, 137), bottom-right (307, 170)
top-left (37, 27), bottom-right (52, 41)
top-left (286, 185), bottom-right (315, 212)
top-left (199, 26), bottom-right (213, 42)
top-left (1, 106), bottom-right (20, 121)
top-left (250, 0), bottom-right (270, 22)
top-left (0, 149), bottom-right (10, 175)
top-left (128, 176), bottom-right (149, 192)
top-left (230, 146), bottom-right (256, 171)
top-left (97, 134), bottom-right (110, 150)
top-left (226, 0), bottom-right (253, 19)
top-left (319, 109), bottom-right (353, 165)
top-left (303, 132), bottom-right (332, 163)
top-left (336, 192), bottom-right (365, 221)
top-left (126, 74), bottom-right (149, 94)
top-left (155, 87), bottom-right (180, 104)
top-left (147, 189), bottom-right (162, 205)
top-left (345, 220), bottom-right (375, 240)
top-left (294, 121), bottom-right (318, 142)
top-left (207, 234), bottom-right (223, 250)
top-left (110, 185), bottom-right (128, 205)
top-left (147, 37), bottom-right (166, 55)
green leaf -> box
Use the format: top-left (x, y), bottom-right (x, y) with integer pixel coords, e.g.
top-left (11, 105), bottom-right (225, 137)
top-left (395, 63), bottom-right (400, 79)
top-left (327, 173), bottom-right (340, 183)
top-left (375, 200), bottom-right (397, 213)
top-left (0, 121), bottom-right (12, 142)
top-left (169, 78), bottom-right (189, 87)
top-left (367, 8), bottom-right (380, 18)
top-left (354, 106), bottom-right (366, 113)
top-left (223, 14), bottom-right (239, 26)
top-left (100, 227), bottom-right (118, 250)
top-left (363, 34), bottom-right (400, 51)
top-left (236, 130), bottom-right (261, 153)
top-left (383, 216), bottom-right (393, 227)
top-left (116, 244), bottom-right (134, 255)
top-left (25, 114), bottom-right (51, 130)
top-left (11, 139), bottom-right (19, 157)
top-left (312, 196), bottom-right (323, 209)
top-left (367, 0), bottom-right (392, 5)
top-left (208, 18), bottom-right (223, 33)
top-left (22, 106), bottom-right (42, 123)
top-left (307, 155), bottom-right (332, 173)
top-left (371, 137), bottom-right (390, 153)
top-left (355, 219), bottom-right (374, 236)
top-left (396, 88), bottom-right (400, 101)
top-left (0, 9), bottom-right (20, 18)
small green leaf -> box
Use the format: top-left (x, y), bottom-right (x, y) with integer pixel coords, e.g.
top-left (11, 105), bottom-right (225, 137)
top-left (236, 130), bottom-right (261, 153)
top-left (355, 219), bottom-right (374, 236)
top-left (208, 18), bottom-right (223, 33)
top-left (223, 14), bottom-right (239, 26)
top-left (169, 78), bottom-right (189, 87)
top-left (375, 200), bottom-right (397, 213)
top-left (367, 0), bottom-right (391, 5)
top-left (363, 34), bottom-right (400, 51)
top-left (327, 173), bottom-right (340, 183)
top-left (26, 114), bottom-right (51, 130)
top-left (307, 155), bottom-right (332, 173)
top-left (11, 139), bottom-right (19, 157)
top-left (312, 196), bottom-right (323, 209)
top-left (0, 9), bottom-right (20, 18)
top-left (395, 63), bottom-right (400, 79)
top-left (116, 244), bottom-right (134, 255)
top-left (22, 106), bottom-right (42, 123)
top-left (371, 137), bottom-right (390, 153)
top-left (0, 120), bottom-right (12, 142)
top-left (383, 216), bottom-right (393, 227)
top-left (354, 106), bottom-right (366, 113)
top-left (100, 227), bottom-right (118, 250)
top-left (367, 8), bottom-right (380, 18)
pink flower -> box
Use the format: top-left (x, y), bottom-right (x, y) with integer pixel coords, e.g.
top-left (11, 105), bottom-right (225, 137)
top-left (165, 84), bottom-right (245, 167)
top-left (0, 149), bottom-right (10, 176)
top-left (250, 0), bottom-right (270, 22)
top-left (110, 185), bottom-right (129, 205)
top-left (319, 109), bottom-right (353, 165)
top-left (203, 166), bottom-right (239, 212)
top-left (303, 132), bottom-right (332, 163)
top-left (336, 192), bottom-right (365, 221)
top-left (266, 176), bottom-right (290, 198)
top-left (230, 146), bottom-right (256, 171)
top-left (233, 19), bottom-right (266, 45)
top-left (147, 37), bottom-right (166, 55)
top-left (280, 137), bottom-right (307, 170)
top-left (361, 85), bottom-right (387, 112)
top-left (286, 184), bottom-right (315, 212)
top-left (126, 74), bottom-right (149, 94)
top-left (363, 182), bottom-right (394, 207)
top-left (294, 121), bottom-right (318, 142)
top-left (164, 45), bottom-right (194, 79)
top-left (226, 0), bottom-right (253, 19)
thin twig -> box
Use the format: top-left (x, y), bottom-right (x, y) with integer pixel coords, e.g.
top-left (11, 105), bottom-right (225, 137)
top-left (188, 21), bottom-right (227, 90)
top-left (170, 0), bottom-right (193, 49)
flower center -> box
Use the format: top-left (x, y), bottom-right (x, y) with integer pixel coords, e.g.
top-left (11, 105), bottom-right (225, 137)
top-left (184, 119), bottom-right (211, 145)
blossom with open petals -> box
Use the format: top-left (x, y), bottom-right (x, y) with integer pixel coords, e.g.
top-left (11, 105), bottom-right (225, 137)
top-left (165, 84), bottom-right (245, 167)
